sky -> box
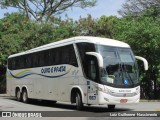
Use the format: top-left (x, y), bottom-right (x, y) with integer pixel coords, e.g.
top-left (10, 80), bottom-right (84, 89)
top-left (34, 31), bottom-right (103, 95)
top-left (0, 0), bottom-right (126, 20)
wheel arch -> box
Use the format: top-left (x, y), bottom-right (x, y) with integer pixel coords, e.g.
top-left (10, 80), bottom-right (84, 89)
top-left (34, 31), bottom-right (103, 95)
top-left (21, 85), bottom-right (29, 97)
top-left (70, 86), bottom-right (84, 103)
top-left (15, 86), bottom-right (21, 96)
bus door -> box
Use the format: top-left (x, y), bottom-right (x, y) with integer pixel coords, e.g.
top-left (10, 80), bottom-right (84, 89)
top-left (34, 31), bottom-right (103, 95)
top-left (86, 56), bottom-right (99, 104)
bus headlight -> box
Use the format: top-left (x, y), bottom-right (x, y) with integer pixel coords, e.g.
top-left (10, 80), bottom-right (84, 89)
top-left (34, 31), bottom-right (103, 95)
top-left (135, 86), bottom-right (140, 95)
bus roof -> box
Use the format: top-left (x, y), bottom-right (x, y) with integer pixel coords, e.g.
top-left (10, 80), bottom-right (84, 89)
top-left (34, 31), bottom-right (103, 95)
top-left (8, 36), bottom-right (130, 58)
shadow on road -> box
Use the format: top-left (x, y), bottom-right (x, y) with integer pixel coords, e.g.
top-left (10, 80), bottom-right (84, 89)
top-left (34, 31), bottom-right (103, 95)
top-left (4, 97), bottom-right (133, 113)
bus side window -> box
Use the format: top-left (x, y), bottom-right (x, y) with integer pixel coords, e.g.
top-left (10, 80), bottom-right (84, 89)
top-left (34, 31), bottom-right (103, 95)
top-left (15, 57), bottom-right (18, 69)
top-left (88, 60), bottom-right (96, 80)
top-left (62, 46), bottom-right (70, 64)
top-left (39, 51), bottom-right (45, 66)
top-left (12, 58), bottom-right (16, 70)
top-left (76, 43), bottom-right (96, 77)
top-left (8, 58), bottom-right (13, 70)
top-left (54, 48), bottom-right (61, 65)
top-left (69, 45), bottom-right (78, 67)
top-left (25, 55), bottom-right (32, 68)
top-left (19, 56), bottom-right (24, 69)
top-left (44, 50), bottom-right (49, 66)
top-left (47, 49), bottom-right (54, 66)
top-left (51, 49), bottom-right (56, 65)
top-left (86, 56), bottom-right (99, 82)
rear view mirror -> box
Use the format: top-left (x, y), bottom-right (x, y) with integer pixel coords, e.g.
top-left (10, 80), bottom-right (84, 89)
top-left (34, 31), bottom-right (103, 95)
top-left (86, 52), bottom-right (103, 68)
top-left (135, 56), bottom-right (148, 71)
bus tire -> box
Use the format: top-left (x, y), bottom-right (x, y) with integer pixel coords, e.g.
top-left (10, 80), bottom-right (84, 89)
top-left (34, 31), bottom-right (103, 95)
top-left (22, 89), bottom-right (29, 103)
top-left (16, 89), bottom-right (21, 102)
top-left (52, 101), bottom-right (57, 104)
top-left (108, 105), bottom-right (115, 110)
top-left (76, 92), bottom-right (83, 110)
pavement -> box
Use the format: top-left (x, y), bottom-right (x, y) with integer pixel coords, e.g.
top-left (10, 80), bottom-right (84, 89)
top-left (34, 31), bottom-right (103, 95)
top-left (1, 94), bottom-right (160, 101)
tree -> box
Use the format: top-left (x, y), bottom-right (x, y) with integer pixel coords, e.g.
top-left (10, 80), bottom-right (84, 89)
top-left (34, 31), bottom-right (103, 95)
top-left (0, 13), bottom-right (83, 67)
top-left (118, 0), bottom-right (160, 100)
top-left (0, 13), bottom-right (64, 93)
top-left (95, 15), bottom-right (117, 38)
top-left (77, 14), bottom-right (96, 35)
top-left (73, 14), bottom-right (118, 37)
top-left (114, 16), bottom-right (160, 99)
top-left (0, 0), bottom-right (97, 22)
top-left (118, 0), bottom-right (160, 18)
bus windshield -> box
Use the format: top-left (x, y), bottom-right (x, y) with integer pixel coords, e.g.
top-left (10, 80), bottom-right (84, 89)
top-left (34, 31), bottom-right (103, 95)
top-left (97, 45), bottom-right (139, 88)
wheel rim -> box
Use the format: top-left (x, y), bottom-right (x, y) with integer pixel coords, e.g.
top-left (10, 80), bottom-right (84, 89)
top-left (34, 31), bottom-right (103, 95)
top-left (23, 91), bottom-right (27, 102)
top-left (76, 96), bottom-right (78, 106)
top-left (17, 91), bottom-right (20, 100)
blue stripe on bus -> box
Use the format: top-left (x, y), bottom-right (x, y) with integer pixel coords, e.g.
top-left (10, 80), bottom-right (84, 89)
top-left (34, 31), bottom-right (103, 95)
top-left (8, 71), bottom-right (70, 79)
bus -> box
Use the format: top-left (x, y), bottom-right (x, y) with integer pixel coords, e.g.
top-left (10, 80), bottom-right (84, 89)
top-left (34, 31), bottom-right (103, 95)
top-left (7, 36), bottom-right (148, 110)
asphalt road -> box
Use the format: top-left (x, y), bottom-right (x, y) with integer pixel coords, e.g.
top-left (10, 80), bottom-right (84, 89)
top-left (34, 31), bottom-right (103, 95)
top-left (0, 94), bottom-right (160, 120)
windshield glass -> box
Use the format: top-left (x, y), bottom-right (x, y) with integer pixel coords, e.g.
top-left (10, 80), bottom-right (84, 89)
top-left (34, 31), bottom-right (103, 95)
top-left (97, 45), bottom-right (139, 88)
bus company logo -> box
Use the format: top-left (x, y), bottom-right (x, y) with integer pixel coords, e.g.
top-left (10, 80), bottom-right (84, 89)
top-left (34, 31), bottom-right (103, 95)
top-left (8, 65), bottom-right (70, 79)
top-left (41, 66), bottom-right (66, 74)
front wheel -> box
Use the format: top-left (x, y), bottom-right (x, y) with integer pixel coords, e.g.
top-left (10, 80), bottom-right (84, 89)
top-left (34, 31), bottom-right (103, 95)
top-left (76, 92), bottom-right (83, 110)
top-left (22, 89), bottom-right (29, 103)
top-left (108, 105), bottom-right (115, 110)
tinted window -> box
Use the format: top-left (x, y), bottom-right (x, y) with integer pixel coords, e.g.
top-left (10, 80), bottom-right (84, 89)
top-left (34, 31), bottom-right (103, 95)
top-left (76, 43), bottom-right (96, 77)
top-left (18, 56), bottom-right (25, 69)
top-left (61, 46), bottom-right (70, 64)
top-left (32, 53), bottom-right (39, 67)
top-left (8, 44), bottom-right (78, 70)
top-left (86, 56), bottom-right (99, 82)
top-left (60, 45), bottom-right (78, 67)
top-left (39, 51), bottom-right (45, 66)
top-left (69, 46), bottom-right (78, 67)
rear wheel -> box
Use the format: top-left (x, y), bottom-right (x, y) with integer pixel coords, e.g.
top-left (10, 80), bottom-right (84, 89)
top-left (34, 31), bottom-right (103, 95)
top-left (22, 89), bottom-right (29, 103)
top-left (76, 92), bottom-right (83, 110)
top-left (16, 89), bottom-right (21, 102)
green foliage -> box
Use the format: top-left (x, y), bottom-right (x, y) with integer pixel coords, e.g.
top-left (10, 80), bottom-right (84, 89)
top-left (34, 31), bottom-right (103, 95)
top-left (118, 0), bottom-right (160, 99)
top-left (0, 13), bottom-right (82, 65)
top-left (0, 13), bottom-right (54, 64)
top-left (114, 16), bottom-right (160, 78)
top-left (95, 16), bottom-right (117, 38)
top-left (114, 16), bottom-right (160, 99)
top-left (77, 14), bottom-right (96, 36)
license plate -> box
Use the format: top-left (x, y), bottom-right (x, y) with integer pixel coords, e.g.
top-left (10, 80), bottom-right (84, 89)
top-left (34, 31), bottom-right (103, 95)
top-left (120, 99), bottom-right (128, 103)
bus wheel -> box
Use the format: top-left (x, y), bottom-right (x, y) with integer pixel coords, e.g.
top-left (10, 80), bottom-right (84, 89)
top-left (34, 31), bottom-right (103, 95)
top-left (16, 89), bottom-right (21, 102)
top-left (108, 105), bottom-right (115, 110)
top-left (76, 92), bottom-right (83, 110)
top-left (52, 101), bottom-right (57, 104)
top-left (22, 89), bottom-right (29, 103)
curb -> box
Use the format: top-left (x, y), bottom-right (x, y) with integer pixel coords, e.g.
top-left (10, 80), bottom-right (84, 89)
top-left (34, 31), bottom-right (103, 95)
top-left (140, 100), bottom-right (160, 102)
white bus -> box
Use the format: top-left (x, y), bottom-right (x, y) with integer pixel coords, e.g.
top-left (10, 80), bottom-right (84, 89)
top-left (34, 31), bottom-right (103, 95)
top-left (7, 36), bottom-right (148, 110)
